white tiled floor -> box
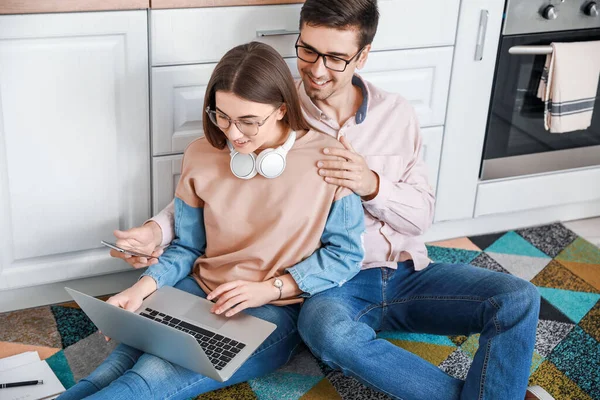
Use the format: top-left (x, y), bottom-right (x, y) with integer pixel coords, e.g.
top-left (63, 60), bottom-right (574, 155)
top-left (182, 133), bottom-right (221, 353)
top-left (563, 217), bottom-right (600, 247)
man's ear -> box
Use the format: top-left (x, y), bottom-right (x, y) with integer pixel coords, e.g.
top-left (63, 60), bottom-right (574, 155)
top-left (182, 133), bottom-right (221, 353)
top-left (356, 44), bottom-right (372, 70)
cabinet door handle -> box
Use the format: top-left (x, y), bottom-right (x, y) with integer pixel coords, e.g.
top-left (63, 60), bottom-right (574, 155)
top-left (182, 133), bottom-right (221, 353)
top-left (474, 10), bottom-right (489, 61)
top-left (256, 29), bottom-right (300, 37)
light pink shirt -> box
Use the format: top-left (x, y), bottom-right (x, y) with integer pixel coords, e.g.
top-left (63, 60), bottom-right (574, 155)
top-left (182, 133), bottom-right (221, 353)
top-left (152, 75), bottom-right (434, 271)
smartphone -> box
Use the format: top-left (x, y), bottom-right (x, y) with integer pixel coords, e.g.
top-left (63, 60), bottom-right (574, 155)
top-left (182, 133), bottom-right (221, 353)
top-left (101, 240), bottom-right (157, 259)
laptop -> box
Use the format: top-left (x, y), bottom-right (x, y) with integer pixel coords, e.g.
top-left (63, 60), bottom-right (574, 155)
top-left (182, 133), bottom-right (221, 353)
top-left (64, 286), bottom-right (277, 382)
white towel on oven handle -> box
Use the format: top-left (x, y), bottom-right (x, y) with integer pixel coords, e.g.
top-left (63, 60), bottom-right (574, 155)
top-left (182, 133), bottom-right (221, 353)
top-left (537, 41), bottom-right (600, 134)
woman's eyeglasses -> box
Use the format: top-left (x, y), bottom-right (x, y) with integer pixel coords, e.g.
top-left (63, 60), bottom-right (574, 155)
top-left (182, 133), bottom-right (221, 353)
top-left (205, 104), bottom-right (282, 137)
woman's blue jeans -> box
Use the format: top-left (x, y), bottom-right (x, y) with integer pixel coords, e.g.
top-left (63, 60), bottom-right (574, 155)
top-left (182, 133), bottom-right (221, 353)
top-left (298, 262), bottom-right (540, 400)
top-left (57, 276), bottom-right (302, 400)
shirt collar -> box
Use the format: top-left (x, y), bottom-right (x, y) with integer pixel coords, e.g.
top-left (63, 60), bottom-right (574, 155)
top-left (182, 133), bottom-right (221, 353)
top-left (352, 74), bottom-right (369, 124)
top-left (299, 74), bottom-right (370, 126)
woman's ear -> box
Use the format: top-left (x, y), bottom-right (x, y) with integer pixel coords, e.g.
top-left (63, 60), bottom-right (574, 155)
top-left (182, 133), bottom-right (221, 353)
top-left (276, 103), bottom-right (288, 121)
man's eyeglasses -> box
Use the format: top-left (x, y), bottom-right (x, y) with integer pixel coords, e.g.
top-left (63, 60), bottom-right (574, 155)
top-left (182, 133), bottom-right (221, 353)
top-left (295, 36), bottom-right (365, 73)
top-left (205, 105), bottom-right (282, 137)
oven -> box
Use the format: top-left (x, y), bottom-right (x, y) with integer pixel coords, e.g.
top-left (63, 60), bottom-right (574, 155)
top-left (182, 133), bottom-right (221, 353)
top-left (480, 0), bottom-right (600, 180)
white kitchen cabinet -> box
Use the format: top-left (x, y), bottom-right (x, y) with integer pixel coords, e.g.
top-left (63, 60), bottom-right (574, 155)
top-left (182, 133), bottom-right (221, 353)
top-left (152, 154), bottom-right (183, 216)
top-left (360, 48), bottom-right (453, 128)
top-left (151, 4), bottom-right (303, 66)
top-left (373, 0), bottom-right (459, 51)
top-left (0, 11), bottom-right (150, 291)
top-left (434, 0), bottom-right (505, 222)
top-left (151, 64), bottom-right (214, 156)
top-left (420, 127), bottom-right (444, 194)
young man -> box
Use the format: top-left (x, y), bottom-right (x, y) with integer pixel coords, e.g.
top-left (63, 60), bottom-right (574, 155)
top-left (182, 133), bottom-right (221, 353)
top-left (113, 1), bottom-right (551, 399)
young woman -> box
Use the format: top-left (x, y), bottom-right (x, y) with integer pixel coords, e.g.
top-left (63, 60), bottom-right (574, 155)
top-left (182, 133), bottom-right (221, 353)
top-left (57, 42), bottom-right (364, 400)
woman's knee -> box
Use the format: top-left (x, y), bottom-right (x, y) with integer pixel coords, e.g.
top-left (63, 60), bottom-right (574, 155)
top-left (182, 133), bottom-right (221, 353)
top-left (119, 353), bottom-right (185, 397)
top-left (81, 344), bottom-right (142, 388)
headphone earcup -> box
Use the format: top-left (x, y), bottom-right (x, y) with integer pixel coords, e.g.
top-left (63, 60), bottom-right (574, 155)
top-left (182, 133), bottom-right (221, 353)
top-left (230, 151), bottom-right (258, 179)
top-left (256, 148), bottom-right (287, 179)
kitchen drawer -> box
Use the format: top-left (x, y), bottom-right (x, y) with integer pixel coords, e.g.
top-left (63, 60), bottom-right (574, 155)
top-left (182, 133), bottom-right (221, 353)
top-left (373, 0), bottom-right (459, 51)
top-left (475, 167), bottom-right (600, 217)
top-left (151, 0), bottom-right (460, 66)
top-left (151, 4), bottom-right (302, 66)
top-left (151, 63), bottom-right (215, 156)
top-left (420, 126), bottom-right (443, 194)
top-left (153, 154), bottom-right (183, 215)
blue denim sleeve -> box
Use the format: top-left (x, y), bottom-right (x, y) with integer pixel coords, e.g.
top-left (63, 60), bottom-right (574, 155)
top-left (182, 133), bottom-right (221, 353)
top-left (141, 198), bottom-right (206, 288)
top-left (286, 193), bottom-right (365, 297)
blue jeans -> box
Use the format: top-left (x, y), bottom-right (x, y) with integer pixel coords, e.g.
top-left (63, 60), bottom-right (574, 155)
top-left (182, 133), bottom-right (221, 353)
top-left (298, 262), bottom-right (540, 400)
top-left (58, 276), bottom-right (302, 400)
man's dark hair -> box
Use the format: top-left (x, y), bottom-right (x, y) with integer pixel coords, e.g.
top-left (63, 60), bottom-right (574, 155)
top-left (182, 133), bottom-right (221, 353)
top-left (299, 0), bottom-right (379, 49)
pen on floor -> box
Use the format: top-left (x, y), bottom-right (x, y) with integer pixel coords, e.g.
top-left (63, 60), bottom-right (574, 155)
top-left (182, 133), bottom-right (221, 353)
top-left (0, 380), bottom-right (44, 389)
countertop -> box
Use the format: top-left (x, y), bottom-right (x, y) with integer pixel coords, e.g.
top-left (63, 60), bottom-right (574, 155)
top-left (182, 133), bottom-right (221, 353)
top-left (152, 0), bottom-right (302, 9)
top-left (0, 0), bottom-right (303, 14)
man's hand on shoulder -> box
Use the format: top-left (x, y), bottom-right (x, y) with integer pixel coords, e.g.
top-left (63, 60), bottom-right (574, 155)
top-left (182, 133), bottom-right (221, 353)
top-left (317, 136), bottom-right (380, 200)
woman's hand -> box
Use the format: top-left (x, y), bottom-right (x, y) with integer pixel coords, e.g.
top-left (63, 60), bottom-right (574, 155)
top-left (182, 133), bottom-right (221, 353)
top-left (110, 222), bottom-right (164, 268)
top-left (106, 288), bottom-right (145, 312)
top-left (206, 280), bottom-right (280, 317)
top-left (103, 276), bottom-right (158, 340)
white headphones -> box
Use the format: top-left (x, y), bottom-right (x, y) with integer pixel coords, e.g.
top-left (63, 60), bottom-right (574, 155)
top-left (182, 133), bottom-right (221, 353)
top-left (227, 131), bottom-right (297, 179)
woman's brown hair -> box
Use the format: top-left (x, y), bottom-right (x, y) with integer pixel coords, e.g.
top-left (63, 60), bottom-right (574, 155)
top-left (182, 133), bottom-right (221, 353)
top-left (203, 42), bottom-right (309, 149)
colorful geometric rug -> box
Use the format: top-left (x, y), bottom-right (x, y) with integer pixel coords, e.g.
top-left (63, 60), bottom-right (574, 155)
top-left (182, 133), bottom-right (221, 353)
top-left (1, 223), bottom-right (598, 399)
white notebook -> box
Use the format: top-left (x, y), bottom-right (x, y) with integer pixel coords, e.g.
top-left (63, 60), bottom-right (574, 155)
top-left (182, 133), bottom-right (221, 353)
top-left (0, 355), bottom-right (65, 400)
top-left (0, 352), bottom-right (40, 372)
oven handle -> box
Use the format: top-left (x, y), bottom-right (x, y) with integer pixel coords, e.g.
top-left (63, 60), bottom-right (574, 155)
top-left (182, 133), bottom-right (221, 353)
top-left (508, 45), bottom-right (553, 55)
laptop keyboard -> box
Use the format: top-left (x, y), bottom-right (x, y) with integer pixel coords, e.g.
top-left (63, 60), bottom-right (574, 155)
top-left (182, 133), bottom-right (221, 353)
top-left (139, 307), bottom-right (246, 370)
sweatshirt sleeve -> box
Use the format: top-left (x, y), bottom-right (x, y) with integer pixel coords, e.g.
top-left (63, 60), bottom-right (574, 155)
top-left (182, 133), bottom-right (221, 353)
top-left (286, 191), bottom-right (365, 297)
top-left (141, 198), bottom-right (206, 288)
top-left (148, 200), bottom-right (176, 247)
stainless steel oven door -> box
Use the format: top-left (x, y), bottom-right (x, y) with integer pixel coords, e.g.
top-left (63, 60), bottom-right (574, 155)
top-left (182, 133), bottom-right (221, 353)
top-left (480, 29), bottom-right (600, 180)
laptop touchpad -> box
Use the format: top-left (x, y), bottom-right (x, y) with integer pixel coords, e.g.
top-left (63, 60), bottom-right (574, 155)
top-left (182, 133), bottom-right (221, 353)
top-left (182, 300), bottom-right (228, 330)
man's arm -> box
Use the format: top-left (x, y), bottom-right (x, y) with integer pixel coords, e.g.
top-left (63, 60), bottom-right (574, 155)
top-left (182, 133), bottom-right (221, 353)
top-left (319, 108), bottom-right (435, 237)
top-left (362, 116), bottom-right (435, 236)
top-left (150, 199), bottom-right (176, 247)
top-left (286, 191), bottom-right (365, 297)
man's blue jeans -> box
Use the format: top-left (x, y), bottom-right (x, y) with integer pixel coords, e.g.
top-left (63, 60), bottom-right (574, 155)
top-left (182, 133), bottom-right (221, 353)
top-left (298, 262), bottom-right (540, 400)
top-left (57, 276), bottom-right (302, 400)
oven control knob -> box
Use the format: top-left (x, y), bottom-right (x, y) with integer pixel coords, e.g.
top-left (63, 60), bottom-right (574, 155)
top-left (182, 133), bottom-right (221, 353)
top-left (542, 5), bottom-right (558, 20)
top-left (585, 2), bottom-right (599, 17)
